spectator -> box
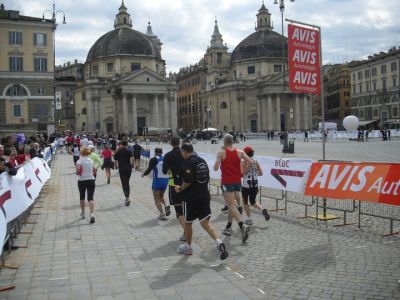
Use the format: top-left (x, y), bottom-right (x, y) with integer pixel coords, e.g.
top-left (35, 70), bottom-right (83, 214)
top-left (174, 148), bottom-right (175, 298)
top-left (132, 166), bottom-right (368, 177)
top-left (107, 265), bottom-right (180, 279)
top-left (3, 135), bottom-right (15, 156)
top-left (30, 143), bottom-right (43, 158)
top-left (16, 144), bottom-right (27, 165)
top-left (0, 157), bottom-right (17, 176)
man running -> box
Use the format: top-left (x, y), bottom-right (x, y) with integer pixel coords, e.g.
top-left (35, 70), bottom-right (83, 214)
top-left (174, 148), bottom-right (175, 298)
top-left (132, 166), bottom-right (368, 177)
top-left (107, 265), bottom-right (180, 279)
top-left (114, 141), bottom-right (133, 206)
top-left (132, 141), bottom-right (142, 170)
top-left (163, 137), bottom-right (186, 240)
top-left (214, 134), bottom-right (252, 243)
top-left (240, 146), bottom-right (270, 225)
top-left (175, 143), bottom-right (228, 260)
top-left (142, 148), bottom-right (171, 220)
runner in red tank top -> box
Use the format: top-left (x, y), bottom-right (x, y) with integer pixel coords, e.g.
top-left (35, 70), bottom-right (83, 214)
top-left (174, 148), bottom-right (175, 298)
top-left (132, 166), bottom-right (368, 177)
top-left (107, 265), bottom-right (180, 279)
top-left (214, 134), bottom-right (253, 243)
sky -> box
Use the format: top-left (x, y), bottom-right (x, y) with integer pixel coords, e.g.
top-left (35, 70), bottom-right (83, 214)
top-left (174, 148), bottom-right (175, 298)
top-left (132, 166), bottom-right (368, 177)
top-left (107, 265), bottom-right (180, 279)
top-left (5, 0), bottom-right (400, 73)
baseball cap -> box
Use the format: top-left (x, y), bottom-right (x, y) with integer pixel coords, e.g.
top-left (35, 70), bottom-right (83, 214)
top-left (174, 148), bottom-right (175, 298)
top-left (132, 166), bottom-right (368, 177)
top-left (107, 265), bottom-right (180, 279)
top-left (243, 146), bottom-right (254, 154)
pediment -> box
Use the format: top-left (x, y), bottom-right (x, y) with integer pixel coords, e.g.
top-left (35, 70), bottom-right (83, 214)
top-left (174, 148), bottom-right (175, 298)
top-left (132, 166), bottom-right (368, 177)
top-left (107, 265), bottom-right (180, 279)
top-left (119, 67), bottom-right (169, 84)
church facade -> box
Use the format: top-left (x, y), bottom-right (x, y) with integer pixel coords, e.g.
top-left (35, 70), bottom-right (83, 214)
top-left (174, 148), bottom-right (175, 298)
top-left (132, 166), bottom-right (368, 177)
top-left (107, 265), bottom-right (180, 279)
top-left (74, 1), bottom-right (177, 135)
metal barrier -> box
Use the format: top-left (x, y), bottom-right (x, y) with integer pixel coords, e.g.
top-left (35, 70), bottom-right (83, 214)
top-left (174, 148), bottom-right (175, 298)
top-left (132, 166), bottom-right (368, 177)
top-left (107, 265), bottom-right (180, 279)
top-left (285, 191), bottom-right (315, 219)
top-left (358, 201), bottom-right (400, 236)
top-left (316, 198), bottom-right (357, 226)
top-left (259, 187), bottom-right (286, 212)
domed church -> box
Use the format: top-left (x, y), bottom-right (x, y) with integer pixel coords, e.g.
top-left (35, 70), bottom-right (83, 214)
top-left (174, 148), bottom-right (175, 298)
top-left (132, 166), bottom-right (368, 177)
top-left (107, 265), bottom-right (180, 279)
top-left (200, 3), bottom-right (312, 132)
top-left (75, 1), bottom-right (177, 134)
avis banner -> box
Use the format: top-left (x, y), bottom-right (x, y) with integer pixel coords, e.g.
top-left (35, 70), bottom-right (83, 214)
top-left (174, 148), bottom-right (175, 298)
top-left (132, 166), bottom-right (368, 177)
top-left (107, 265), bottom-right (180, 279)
top-left (304, 162), bottom-right (400, 206)
top-left (288, 23), bottom-right (320, 95)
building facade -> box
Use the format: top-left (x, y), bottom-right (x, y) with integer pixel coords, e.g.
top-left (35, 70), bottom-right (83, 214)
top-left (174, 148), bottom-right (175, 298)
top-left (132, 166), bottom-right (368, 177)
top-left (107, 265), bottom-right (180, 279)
top-left (74, 1), bottom-right (177, 134)
top-left (324, 64), bottom-right (352, 128)
top-left (350, 47), bottom-right (400, 128)
top-left (0, 3), bottom-right (54, 134)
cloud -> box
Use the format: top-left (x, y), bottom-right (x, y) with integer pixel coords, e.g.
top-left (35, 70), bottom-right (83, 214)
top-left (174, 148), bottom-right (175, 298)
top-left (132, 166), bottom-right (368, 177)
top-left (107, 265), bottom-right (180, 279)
top-left (4, 0), bottom-right (400, 73)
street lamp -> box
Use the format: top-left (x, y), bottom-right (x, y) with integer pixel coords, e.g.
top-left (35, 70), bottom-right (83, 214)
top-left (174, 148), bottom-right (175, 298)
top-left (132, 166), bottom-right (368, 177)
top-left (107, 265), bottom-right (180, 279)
top-left (42, 1), bottom-right (66, 123)
top-left (273, 0), bottom-right (295, 90)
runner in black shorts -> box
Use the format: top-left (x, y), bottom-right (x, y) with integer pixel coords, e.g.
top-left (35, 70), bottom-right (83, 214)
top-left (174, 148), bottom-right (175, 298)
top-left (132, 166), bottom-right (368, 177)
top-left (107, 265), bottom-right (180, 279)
top-left (163, 137), bottom-right (186, 240)
top-left (175, 143), bottom-right (228, 260)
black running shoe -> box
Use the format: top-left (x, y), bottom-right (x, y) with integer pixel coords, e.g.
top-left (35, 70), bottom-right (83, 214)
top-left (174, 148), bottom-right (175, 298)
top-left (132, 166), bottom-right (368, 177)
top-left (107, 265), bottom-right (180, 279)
top-left (107, 178), bottom-right (110, 184)
top-left (221, 206), bottom-right (228, 213)
top-left (238, 206), bottom-right (243, 215)
top-left (262, 209), bottom-right (270, 221)
top-left (125, 199), bottom-right (131, 206)
top-left (165, 205), bottom-right (171, 216)
top-left (218, 243), bottom-right (228, 260)
top-left (241, 224), bottom-right (249, 243)
top-left (90, 215), bottom-right (95, 224)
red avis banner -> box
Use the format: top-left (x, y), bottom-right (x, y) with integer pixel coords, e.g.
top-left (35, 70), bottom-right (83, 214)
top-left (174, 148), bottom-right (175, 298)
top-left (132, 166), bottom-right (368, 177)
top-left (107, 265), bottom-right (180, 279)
top-left (288, 24), bottom-right (320, 95)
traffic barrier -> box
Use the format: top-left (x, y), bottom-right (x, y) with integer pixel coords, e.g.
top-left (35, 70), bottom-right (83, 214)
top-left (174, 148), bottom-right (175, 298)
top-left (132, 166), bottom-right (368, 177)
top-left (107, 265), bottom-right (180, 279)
top-left (358, 202), bottom-right (400, 236)
top-left (286, 191), bottom-right (315, 219)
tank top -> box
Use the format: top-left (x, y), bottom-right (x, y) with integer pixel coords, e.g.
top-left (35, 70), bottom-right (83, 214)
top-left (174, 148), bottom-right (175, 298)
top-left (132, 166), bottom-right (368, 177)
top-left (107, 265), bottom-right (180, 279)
top-left (153, 156), bottom-right (169, 181)
top-left (221, 147), bottom-right (241, 185)
top-left (77, 156), bottom-right (95, 181)
top-left (242, 158), bottom-right (258, 188)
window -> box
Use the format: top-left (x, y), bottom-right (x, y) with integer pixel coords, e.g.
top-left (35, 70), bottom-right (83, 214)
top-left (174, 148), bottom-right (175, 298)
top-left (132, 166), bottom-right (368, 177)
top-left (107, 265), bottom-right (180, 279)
top-left (82, 92), bottom-right (86, 101)
top-left (371, 67), bottom-right (377, 76)
top-left (344, 91), bottom-right (350, 97)
top-left (37, 87), bottom-right (45, 95)
top-left (366, 82), bottom-right (369, 92)
top-left (373, 109), bottom-right (378, 118)
top-left (365, 70), bottom-right (370, 78)
top-left (33, 33), bottom-right (47, 47)
top-left (382, 79), bottom-right (387, 90)
top-left (373, 81), bottom-right (376, 91)
top-left (381, 65), bottom-right (387, 74)
top-left (359, 84), bottom-right (362, 93)
top-left (217, 53), bottom-right (222, 64)
top-left (36, 104), bottom-right (48, 117)
top-left (358, 71), bottom-right (363, 80)
top-left (6, 84), bottom-right (27, 96)
top-left (391, 62), bottom-right (397, 72)
top-left (352, 85), bottom-right (356, 94)
top-left (81, 108), bottom-right (87, 115)
top-left (274, 64), bottom-right (282, 73)
top-left (34, 57), bottom-right (47, 72)
top-left (12, 104), bottom-right (22, 118)
top-left (247, 66), bottom-right (255, 75)
top-left (392, 106), bottom-right (399, 117)
top-left (131, 63), bottom-right (141, 71)
top-left (352, 73), bottom-right (355, 81)
top-left (393, 77), bottom-right (397, 87)
top-left (359, 110), bottom-right (364, 118)
top-left (220, 102), bottom-right (227, 109)
top-left (107, 63), bottom-right (114, 72)
top-left (9, 31), bottom-right (22, 45)
top-left (9, 56), bottom-right (23, 71)
top-left (92, 65), bottom-right (98, 75)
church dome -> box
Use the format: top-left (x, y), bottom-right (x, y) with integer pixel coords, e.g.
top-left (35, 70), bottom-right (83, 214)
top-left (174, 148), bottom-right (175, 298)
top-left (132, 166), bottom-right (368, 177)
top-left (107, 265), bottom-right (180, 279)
top-left (230, 30), bottom-right (287, 65)
top-left (86, 27), bottom-right (161, 62)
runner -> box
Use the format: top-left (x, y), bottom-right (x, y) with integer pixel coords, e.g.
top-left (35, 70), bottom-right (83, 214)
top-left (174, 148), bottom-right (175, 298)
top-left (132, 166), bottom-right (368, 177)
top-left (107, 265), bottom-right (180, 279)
top-left (240, 146), bottom-right (270, 225)
top-left (162, 137), bottom-right (186, 240)
top-left (113, 141), bottom-right (133, 206)
top-left (175, 143), bottom-right (228, 260)
top-left (132, 141), bottom-right (142, 170)
top-left (76, 147), bottom-right (96, 224)
top-left (141, 148), bottom-right (171, 220)
top-left (72, 142), bottom-right (80, 165)
top-left (214, 134), bottom-right (252, 243)
top-left (101, 144), bottom-right (114, 184)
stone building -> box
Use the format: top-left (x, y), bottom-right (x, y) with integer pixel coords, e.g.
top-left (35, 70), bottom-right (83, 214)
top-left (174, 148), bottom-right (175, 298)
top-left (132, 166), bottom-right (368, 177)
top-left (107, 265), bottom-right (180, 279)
top-left (0, 3), bottom-right (54, 135)
top-left (74, 1), bottom-right (177, 134)
top-left (188, 3), bottom-right (312, 133)
top-left (350, 47), bottom-right (400, 128)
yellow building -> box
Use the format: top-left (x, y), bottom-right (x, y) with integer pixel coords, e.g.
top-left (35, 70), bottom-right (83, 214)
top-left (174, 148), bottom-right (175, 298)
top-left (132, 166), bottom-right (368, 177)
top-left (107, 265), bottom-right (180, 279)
top-left (0, 3), bottom-right (54, 134)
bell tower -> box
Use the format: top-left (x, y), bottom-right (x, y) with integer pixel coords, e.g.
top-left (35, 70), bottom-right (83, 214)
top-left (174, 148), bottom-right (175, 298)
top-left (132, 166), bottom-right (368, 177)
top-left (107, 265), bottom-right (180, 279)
top-left (256, 1), bottom-right (272, 31)
top-left (114, 0), bottom-right (132, 29)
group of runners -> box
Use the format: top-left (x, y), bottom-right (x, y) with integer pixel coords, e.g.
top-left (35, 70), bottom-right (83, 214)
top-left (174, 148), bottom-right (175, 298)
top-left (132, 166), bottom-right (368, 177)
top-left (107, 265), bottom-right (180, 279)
top-left (73, 133), bottom-right (270, 260)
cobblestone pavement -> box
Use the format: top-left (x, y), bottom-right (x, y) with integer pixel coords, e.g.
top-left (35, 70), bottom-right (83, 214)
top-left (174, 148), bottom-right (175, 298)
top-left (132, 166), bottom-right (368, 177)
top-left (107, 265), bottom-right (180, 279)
top-left (1, 144), bottom-right (400, 299)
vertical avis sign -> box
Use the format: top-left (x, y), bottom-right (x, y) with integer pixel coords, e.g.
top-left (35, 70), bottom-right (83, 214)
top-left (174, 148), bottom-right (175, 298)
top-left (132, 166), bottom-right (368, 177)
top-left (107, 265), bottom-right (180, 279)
top-left (288, 24), bottom-right (320, 95)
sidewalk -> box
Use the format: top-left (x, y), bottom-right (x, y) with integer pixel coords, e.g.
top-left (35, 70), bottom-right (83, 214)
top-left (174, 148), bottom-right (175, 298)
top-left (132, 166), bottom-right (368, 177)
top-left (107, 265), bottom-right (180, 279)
top-left (0, 153), bottom-right (265, 300)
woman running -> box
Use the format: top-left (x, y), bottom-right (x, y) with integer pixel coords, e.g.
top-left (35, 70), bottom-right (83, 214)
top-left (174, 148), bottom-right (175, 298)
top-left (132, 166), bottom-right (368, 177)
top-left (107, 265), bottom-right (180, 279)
top-left (142, 148), bottom-right (171, 220)
top-left (101, 144), bottom-right (114, 184)
top-left (76, 147), bottom-right (96, 224)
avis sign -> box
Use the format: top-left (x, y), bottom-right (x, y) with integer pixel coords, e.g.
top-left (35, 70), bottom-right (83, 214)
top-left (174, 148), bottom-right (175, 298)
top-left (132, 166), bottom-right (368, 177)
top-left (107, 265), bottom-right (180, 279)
top-left (304, 162), bottom-right (400, 206)
top-left (288, 24), bottom-right (320, 95)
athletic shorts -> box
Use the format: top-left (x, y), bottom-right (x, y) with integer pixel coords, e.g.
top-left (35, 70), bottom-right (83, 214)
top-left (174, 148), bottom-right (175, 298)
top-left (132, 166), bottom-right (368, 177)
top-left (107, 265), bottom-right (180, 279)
top-left (152, 179), bottom-right (168, 191)
top-left (78, 180), bottom-right (95, 201)
top-left (221, 183), bottom-right (241, 193)
top-left (168, 186), bottom-right (184, 205)
top-left (241, 187), bottom-right (259, 206)
top-left (133, 154), bottom-right (140, 160)
top-left (73, 156), bottom-right (80, 163)
top-left (183, 201), bottom-right (211, 223)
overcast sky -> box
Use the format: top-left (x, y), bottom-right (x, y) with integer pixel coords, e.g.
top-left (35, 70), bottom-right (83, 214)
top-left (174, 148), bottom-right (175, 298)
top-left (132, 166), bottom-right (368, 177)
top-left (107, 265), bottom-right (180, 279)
top-left (5, 0), bottom-right (400, 73)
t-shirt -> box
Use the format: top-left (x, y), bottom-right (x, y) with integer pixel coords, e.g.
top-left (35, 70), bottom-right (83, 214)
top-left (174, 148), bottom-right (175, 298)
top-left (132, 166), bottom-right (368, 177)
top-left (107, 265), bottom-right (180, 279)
top-left (132, 144), bottom-right (142, 157)
top-left (101, 149), bottom-right (112, 159)
top-left (76, 156), bottom-right (95, 181)
top-left (182, 155), bottom-right (210, 204)
top-left (242, 158), bottom-right (258, 188)
top-left (89, 152), bottom-right (102, 169)
top-left (73, 145), bottom-right (80, 157)
top-left (113, 147), bottom-right (132, 171)
top-left (163, 147), bottom-right (184, 186)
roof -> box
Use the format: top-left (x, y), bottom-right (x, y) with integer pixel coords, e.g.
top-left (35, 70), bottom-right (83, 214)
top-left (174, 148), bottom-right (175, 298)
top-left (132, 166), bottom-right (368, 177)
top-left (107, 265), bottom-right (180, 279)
top-left (231, 30), bottom-right (287, 65)
top-left (86, 27), bottom-right (161, 62)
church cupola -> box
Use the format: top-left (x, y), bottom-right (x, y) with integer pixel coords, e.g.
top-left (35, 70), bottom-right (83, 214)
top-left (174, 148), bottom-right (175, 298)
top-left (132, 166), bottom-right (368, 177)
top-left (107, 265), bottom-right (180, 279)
top-left (210, 19), bottom-right (226, 49)
top-left (114, 0), bottom-right (132, 29)
top-left (146, 21), bottom-right (163, 54)
top-left (256, 1), bottom-right (272, 31)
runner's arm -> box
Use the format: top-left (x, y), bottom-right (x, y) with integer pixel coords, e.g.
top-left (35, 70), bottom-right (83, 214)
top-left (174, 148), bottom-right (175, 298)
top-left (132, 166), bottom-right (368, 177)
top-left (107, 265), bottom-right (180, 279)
top-left (162, 154), bottom-right (169, 174)
top-left (143, 157), bottom-right (158, 176)
top-left (256, 160), bottom-right (263, 176)
top-left (240, 160), bottom-right (246, 176)
top-left (213, 151), bottom-right (222, 171)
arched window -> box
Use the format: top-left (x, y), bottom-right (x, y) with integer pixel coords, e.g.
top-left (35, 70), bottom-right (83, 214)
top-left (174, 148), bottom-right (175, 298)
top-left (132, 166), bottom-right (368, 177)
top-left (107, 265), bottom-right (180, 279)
top-left (5, 84), bottom-right (28, 96)
top-left (220, 102), bottom-right (227, 109)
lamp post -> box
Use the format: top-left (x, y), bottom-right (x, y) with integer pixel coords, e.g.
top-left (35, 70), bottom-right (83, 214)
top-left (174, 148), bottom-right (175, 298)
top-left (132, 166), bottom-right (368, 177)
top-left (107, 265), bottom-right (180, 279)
top-left (273, 0), bottom-right (295, 90)
top-left (42, 1), bottom-right (66, 123)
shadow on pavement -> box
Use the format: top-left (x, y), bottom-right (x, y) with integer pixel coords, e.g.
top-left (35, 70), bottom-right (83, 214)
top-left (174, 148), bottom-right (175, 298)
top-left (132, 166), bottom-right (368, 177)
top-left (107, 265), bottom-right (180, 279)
top-left (48, 218), bottom-right (84, 232)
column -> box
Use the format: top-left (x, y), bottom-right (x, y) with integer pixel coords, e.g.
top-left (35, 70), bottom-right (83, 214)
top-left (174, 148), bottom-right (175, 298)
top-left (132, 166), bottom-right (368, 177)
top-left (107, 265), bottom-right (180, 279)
top-left (257, 97), bottom-right (262, 132)
top-left (163, 94), bottom-right (169, 128)
top-left (303, 95), bottom-right (308, 130)
top-left (131, 94), bottom-right (137, 135)
top-left (170, 91), bottom-right (178, 134)
top-left (153, 95), bottom-right (160, 128)
top-left (308, 95), bottom-right (313, 129)
top-left (94, 98), bottom-right (99, 131)
top-left (267, 95), bottom-right (273, 130)
top-left (112, 96), bottom-right (117, 134)
top-left (239, 98), bottom-right (244, 131)
top-left (295, 95), bottom-right (300, 130)
top-left (122, 94), bottom-right (128, 134)
top-left (276, 95), bottom-right (281, 131)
